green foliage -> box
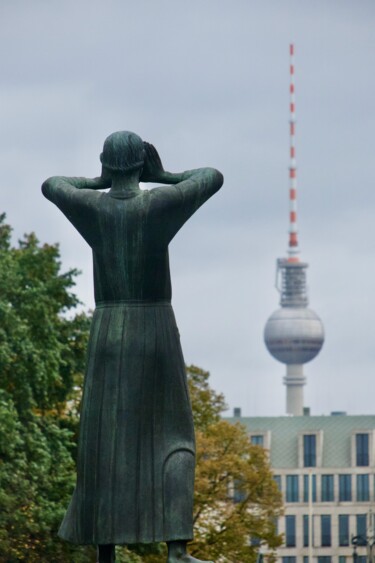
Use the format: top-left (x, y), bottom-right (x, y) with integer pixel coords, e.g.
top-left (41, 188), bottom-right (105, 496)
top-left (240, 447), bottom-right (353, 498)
top-left (0, 215), bottom-right (94, 562)
top-left (0, 215), bottom-right (90, 418)
top-left (186, 364), bottom-right (227, 431)
top-left (187, 366), bottom-right (283, 563)
top-left (192, 420), bottom-right (282, 562)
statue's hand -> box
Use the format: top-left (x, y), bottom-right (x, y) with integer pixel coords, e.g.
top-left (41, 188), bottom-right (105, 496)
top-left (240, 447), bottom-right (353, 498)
top-left (140, 142), bottom-right (165, 183)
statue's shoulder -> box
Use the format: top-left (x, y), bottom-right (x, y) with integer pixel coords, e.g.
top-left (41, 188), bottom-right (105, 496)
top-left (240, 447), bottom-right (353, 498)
top-left (148, 185), bottom-right (180, 201)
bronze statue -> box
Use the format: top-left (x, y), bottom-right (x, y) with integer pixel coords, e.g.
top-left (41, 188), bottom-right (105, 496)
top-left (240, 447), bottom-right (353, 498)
top-left (42, 131), bottom-right (223, 563)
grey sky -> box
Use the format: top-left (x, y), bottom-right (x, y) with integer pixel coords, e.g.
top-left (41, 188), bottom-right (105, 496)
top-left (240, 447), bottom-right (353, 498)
top-left (1, 1), bottom-right (375, 416)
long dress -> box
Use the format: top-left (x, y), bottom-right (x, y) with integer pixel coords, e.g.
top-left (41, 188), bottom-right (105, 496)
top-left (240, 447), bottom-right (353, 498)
top-left (42, 175), bottom-right (221, 545)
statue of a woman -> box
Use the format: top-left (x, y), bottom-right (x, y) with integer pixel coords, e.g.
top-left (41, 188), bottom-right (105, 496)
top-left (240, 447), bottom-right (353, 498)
top-left (42, 131), bottom-right (223, 563)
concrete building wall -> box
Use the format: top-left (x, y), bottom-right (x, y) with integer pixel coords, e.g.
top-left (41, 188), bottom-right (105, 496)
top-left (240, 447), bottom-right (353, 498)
top-left (227, 415), bottom-right (375, 563)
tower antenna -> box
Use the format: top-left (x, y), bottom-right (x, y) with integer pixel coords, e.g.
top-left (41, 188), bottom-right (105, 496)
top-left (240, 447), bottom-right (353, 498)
top-left (288, 43), bottom-right (299, 261)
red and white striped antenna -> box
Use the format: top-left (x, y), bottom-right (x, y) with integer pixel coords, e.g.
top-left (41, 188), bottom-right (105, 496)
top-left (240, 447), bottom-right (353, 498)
top-left (288, 43), bottom-right (300, 262)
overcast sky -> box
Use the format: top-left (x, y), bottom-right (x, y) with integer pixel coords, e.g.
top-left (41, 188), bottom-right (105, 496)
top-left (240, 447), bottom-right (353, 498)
top-left (1, 1), bottom-right (375, 417)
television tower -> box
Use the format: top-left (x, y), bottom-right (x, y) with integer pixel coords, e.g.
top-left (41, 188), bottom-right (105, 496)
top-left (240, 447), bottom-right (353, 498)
top-left (264, 44), bottom-right (324, 416)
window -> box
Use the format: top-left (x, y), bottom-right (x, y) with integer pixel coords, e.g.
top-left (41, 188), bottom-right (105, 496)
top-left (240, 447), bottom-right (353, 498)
top-left (339, 474), bottom-right (352, 501)
top-left (357, 514), bottom-right (367, 545)
top-left (303, 474), bottom-right (316, 502)
top-left (321, 515), bottom-right (331, 547)
top-left (303, 558), bottom-right (309, 563)
top-left (303, 434), bottom-right (316, 467)
top-left (357, 474), bottom-right (370, 501)
top-left (357, 557), bottom-right (367, 563)
top-left (321, 475), bottom-right (334, 502)
top-left (303, 515), bottom-right (309, 547)
top-left (250, 536), bottom-right (260, 546)
top-left (273, 475), bottom-right (282, 491)
top-left (285, 515), bottom-right (296, 547)
top-left (251, 435), bottom-right (264, 447)
top-left (339, 557), bottom-right (346, 563)
top-left (286, 475), bottom-right (299, 502)
top-left (317, 557), bottom-right (331, 563)
top-left (282, 558), bottom-right (296, 563)
top-left (233, 479), bottom-right (246, 503)
top-left (356, 433), bottom-right (369, 466)
top-left (339, 515), bottom-right (349, 546)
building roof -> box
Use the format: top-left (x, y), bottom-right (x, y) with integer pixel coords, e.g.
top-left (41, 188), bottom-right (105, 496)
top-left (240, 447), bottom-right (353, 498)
top-left (225, 415), bottom-right (375, 469)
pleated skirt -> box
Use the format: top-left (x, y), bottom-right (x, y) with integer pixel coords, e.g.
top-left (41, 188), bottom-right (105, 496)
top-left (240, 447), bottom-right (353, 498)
top-left (59, 302), bottom-right (195, 545)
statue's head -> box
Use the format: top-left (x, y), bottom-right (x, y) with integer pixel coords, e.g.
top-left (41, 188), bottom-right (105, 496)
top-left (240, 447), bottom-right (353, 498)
top-left (100, 131), bottom-right (145, 174)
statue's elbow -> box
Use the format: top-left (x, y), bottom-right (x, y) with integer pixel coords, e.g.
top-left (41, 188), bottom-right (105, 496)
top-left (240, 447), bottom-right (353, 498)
top-left (41, 178), bottom-right (51, 196)
top-left (216, 169), bottom-right (224, 188)
top-left (41, 177), bottom-right (57, 198)
top-left (209, 168), bottom-right (224, 191)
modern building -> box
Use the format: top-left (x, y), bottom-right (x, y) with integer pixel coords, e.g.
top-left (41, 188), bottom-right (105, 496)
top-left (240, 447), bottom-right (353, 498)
top-left (227, 412), bottom-right (375, 563)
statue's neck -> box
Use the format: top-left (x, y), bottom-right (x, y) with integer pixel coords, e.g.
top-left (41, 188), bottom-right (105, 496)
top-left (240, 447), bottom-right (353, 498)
top-left (109, 175), bottom-right (141, 199)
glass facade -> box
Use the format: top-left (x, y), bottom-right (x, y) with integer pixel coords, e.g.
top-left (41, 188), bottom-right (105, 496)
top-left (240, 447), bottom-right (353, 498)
top-left (303, 434), bottom-right (317, 467)
top-left (357, 514), bottom-right (367, 544)
top-left (357, 474), bottom-right (370, 501)
top-left (321, 515), bottom-right (331, 547)
top-left (303, 474), bottom-right (316, 502)
top-left (339, 514), bottom-right (349, 546)
top-left (251, 435), bottom-right (264, 446)
top-left (339, 474), bottom-right (352, 501)
top-left (285, 515), bottom-right (296, 547)
top-left (321, 474), bottom-right (334, 502)
top-left (303, 515), bottom-right (309, 547)
top-left (356, 433), bottom-right (369, 466)
top-left (286, 475), bottom-right (299, 502)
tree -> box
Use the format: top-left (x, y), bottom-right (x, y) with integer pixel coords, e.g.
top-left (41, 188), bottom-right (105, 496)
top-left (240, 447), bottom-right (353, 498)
top-left (0, 215), bottom-right (94, 562)
top-left (187, 366), bottom-right (282, 563)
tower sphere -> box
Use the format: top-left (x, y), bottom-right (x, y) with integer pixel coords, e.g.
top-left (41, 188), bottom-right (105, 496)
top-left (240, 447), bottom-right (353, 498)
top-left (264, 307), bottom-right (324, 365)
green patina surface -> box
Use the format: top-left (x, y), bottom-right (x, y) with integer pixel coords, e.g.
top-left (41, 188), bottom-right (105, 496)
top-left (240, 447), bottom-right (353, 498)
top-left (42, 131), bottom-right (223, 562)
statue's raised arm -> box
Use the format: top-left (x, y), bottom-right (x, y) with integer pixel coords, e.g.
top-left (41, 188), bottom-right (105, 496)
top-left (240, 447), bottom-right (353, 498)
top-left (139, 141), bottom-right (223, 243)
top-left (141, 140), bottom-right (223, 191)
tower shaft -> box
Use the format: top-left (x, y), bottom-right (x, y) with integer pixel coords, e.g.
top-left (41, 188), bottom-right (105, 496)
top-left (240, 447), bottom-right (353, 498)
top-left (284, 364), bottom-right (306, 416)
